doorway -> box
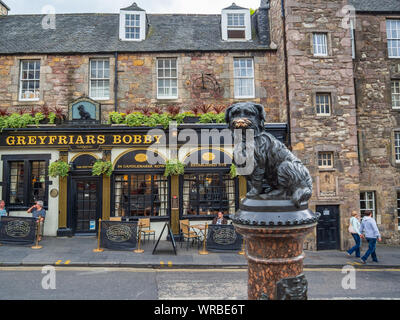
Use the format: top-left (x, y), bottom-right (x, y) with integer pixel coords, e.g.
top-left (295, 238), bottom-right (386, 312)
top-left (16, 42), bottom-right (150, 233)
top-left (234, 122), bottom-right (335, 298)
top-left (69, 177), bottom-right (102, 234)
top-left (316, 205), bottom-right (340, 250)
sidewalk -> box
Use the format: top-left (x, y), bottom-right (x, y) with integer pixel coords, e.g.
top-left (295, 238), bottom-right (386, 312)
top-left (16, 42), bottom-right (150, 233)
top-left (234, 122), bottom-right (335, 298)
top-left (0, 237), bottom-right (399, 269)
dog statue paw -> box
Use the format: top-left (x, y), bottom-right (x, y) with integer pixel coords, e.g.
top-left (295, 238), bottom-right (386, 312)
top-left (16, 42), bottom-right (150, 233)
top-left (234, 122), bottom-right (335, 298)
top-left (226, 102), bottom-right (313, 208)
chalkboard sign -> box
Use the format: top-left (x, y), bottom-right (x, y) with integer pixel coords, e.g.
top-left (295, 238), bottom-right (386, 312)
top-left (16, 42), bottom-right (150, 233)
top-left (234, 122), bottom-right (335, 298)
top-left (100, 221), bottom-right (138, 251)
top-left (152, 223), bottom-right (177, 255)
top-left (206, 225), bottom-right (243, 252)
top-left (0, 216), bottom-right (37, 245)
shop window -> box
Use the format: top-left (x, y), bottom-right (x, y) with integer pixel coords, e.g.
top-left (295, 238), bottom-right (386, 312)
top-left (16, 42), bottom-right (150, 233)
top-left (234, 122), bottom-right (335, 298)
top-left (181, 173), bottom-right (237, 217)
top-left (2, 155), bottom-right (50, 209)
top-left (360, 191), bottom-right (376, 219)
top-left (114, 174), bottom-right (168, 218)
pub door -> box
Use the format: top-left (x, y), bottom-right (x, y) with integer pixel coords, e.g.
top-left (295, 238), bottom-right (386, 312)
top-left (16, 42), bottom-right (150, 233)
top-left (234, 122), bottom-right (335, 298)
top-left (316, 205), bottom-right (341, 250)
top-left (69, 177), bottom-right (102, 234)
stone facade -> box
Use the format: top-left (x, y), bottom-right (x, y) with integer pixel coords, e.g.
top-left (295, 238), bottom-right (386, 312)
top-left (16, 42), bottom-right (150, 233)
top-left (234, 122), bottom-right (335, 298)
top-left (0, 3), bottom-right (8, 16)
top-left (0, 52), bottom-right (283, 123)
top-left (275, 0), bottom-right (361, 250)
top-left (354, 13), bottom-right (400, 245)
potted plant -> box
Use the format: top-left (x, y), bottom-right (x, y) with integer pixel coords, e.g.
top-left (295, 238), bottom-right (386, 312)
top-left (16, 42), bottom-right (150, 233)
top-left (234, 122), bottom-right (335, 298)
top-left (183, 106), bottom-right (201, 124)
top-left (49, 160), bottom-right (71, 178)
top-left (52, 106), bottom-right (67, 125)
top-left (164, 159), bottom-right (185, 177)
top-left (92, 160), bottom-right (113, 177)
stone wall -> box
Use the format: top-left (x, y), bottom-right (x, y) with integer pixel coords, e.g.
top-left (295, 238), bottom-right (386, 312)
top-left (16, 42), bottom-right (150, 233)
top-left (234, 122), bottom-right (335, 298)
top-left (354, 13), bottom-right (400, 245)
top-left (0, 4), bottom-right (8, 16)
top-left (0, 51), bottom-right (284, 123)
top-left (280, 0), bottom-right (360, 250)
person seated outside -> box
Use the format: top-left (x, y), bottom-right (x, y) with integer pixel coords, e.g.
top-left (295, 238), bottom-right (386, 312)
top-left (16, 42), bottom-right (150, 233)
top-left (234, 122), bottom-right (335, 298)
top-left (0, 200), bottom-right (8, 220)
top-left (27, 201), bottom-right (46, 241)
top-left (212, 211), bottom-right (228, 225)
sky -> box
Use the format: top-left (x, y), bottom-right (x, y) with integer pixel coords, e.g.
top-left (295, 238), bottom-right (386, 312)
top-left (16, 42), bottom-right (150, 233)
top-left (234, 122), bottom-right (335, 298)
top-left (3, 0), bottom-right (261, 14)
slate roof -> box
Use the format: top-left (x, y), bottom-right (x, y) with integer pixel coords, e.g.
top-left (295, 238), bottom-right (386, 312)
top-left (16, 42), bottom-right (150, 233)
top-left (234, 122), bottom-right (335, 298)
top-left (0, 13), bottom-right (270, 54)
top-left (350, 0), bottom-right (400, 12)
top-left (222, 3), bottom-right (248, 10)
top-left (121, 2), bottom-right (145, 11)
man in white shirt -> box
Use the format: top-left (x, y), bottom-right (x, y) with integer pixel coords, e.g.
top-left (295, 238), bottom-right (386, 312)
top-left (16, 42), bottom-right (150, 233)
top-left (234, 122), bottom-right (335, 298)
top-left (359, 211), bottom-right (382, 264)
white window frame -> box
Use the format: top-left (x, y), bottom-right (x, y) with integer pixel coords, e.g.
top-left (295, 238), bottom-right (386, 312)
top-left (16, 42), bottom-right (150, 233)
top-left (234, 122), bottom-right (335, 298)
top-left (19, 60), bottom-right (40, 101)
top-left (392, 80), bottom-right (400, 109)
top-left (387, 20), bottom-right (400, 58)
top-left (395, 132), bottom-right (400, 163)
top-left (119, 10), bottom-right (146, 41)
top-left (360, 191), bottom-right (376, 219)
top-left (318, 152), bottom-right (334, 169)
top-left (316, 93), bottom-right (331, 116)
top-left (313, 33), bottom-right (328, 57)
top-left (89, 59), bottom-right (110, 101)
top-left (234, 58), bottom-right (255, 99)
top-left (125, 14), bottom-right (141, 40)
top-left (350, 20), bottom-right (356, 59)
top-left (221, 9), bottom-right (251, 41)
top-left (157, 58), bottom-right (178, 100)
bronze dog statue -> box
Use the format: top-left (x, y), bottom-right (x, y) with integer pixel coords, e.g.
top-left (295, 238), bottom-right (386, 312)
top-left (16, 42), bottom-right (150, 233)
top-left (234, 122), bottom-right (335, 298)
top-left (226, 102), bottom-right (312, 207)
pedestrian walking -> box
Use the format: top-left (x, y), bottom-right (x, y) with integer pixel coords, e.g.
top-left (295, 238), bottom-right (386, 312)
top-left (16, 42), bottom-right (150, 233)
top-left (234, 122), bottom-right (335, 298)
top-left (346, 210), bottom-right (362, 258)
top-left (359, 210), bottom-right (382, 264)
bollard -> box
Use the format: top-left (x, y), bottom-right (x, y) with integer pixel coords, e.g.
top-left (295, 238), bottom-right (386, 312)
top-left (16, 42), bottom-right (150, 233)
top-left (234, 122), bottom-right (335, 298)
top-left (134, 224), bottom-right (144, 253)
top-left (238, 239), bottom-right (245, 255)
top-left (31, 220), bottom-right (43, 250)
top-left (198, 224), bottom-right (209, 255)
top-left (93, 219), bottom-right (104, 253)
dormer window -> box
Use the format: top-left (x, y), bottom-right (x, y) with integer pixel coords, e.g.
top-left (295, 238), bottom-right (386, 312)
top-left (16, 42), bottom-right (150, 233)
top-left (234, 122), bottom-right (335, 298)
top-left (119, 2), bottom-right (146, 41)
top-left (221, 3), bottom-right (251, 41)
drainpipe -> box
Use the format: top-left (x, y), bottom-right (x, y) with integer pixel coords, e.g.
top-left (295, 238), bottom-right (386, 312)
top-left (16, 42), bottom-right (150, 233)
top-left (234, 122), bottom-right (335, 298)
top-left (114, 52), bottom-right (119, 112)
top-left (281, 0), bottom-right (292, 149)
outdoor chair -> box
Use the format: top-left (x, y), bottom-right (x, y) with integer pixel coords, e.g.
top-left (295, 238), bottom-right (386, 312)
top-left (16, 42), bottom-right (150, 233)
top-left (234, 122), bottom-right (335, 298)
top-left (179, 220), bottom-right (201, 250)
top-left (138, 218), bottom-right (156, 243)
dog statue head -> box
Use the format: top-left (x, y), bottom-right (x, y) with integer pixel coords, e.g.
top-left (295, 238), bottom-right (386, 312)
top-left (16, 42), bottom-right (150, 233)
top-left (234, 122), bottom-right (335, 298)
top-left (225, 102), bottom-right (267, 132)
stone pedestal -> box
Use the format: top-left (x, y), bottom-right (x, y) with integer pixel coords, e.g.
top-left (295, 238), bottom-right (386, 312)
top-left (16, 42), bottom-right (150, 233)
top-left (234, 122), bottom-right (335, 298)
top-left (232, 198), bottom-right (320, 300)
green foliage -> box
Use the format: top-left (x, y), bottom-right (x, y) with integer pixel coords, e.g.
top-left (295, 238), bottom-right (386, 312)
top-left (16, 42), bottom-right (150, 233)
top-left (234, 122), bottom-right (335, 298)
top-left (199, 112), bottom-right (226, 124)
top-left (164, 159), bottom-right (185, 177)
top-left (109, 112), bottom-right (126, 124)
top-left (250, 8), bottom-right (256, 15)
top-left (47, 112), bottom-right (56, 124)
top-left (92, 160), bottom-right (113, 177)
top-left (230, 164), bottom-right (238, 179)
top-left (49, 161), bottom-right (70, 178)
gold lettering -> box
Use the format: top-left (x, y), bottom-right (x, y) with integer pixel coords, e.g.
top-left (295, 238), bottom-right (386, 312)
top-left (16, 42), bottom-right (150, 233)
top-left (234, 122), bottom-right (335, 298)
top-left (48, 136), bottom-right (57, 145)
top-left (58, 136), bottom-right (68, 145)
top-left (16, 136), bottom-right (26, 146)
top-left (122, 135), bottom-right (132, 144)
top-left (69, 136), bottom-right (75, 144)
top-left (28, 136), bottom-right (37, 145)
top-left (75, 136), bottom-right (84, 145)
top-left (97, 135), bottom-right (105, 145)
top-left (133, 135), bottom-right (142, 144)
top-left (86, 135), bottom-right (96, 145)
top-left (6, 136), bottom-right (15, 146)
top-left (38, 136), bottom-right (47, 145)
top-left (153, 135), bottom-right (162, 144)
top-left (143, 135), bottom-right (152, 144)
top-left (113, 135), bottom-right (122, 144)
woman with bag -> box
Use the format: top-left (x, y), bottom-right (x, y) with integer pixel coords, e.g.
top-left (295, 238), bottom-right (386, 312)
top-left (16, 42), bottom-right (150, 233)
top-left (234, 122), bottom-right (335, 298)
top-left (347, 210), bottom-right (362, 257)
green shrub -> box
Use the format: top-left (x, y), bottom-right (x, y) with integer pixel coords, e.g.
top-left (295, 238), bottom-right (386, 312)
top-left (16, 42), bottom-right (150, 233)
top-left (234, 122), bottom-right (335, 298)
top-left (49, 161), bottom-right (70, 178)
top-left (164, 159), bottom-right (185, 177)
top-left (92, 160), bottom-right (113, 177)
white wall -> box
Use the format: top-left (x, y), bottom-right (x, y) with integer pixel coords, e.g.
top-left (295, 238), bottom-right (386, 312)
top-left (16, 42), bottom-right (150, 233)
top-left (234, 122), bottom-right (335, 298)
top-left (0, 148), bottom-right (60, 236)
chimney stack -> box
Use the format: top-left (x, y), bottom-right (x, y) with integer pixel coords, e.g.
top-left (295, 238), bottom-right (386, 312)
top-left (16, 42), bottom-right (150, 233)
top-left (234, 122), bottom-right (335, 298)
top-left (255, 0), bottom-right (270, 45)
top-left (0, 1), bottom-right (10, 16)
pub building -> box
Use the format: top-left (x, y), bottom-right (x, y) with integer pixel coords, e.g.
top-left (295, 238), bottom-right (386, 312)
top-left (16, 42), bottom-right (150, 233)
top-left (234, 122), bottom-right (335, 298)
top-left (0, 1), bottom-right (288, 239)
